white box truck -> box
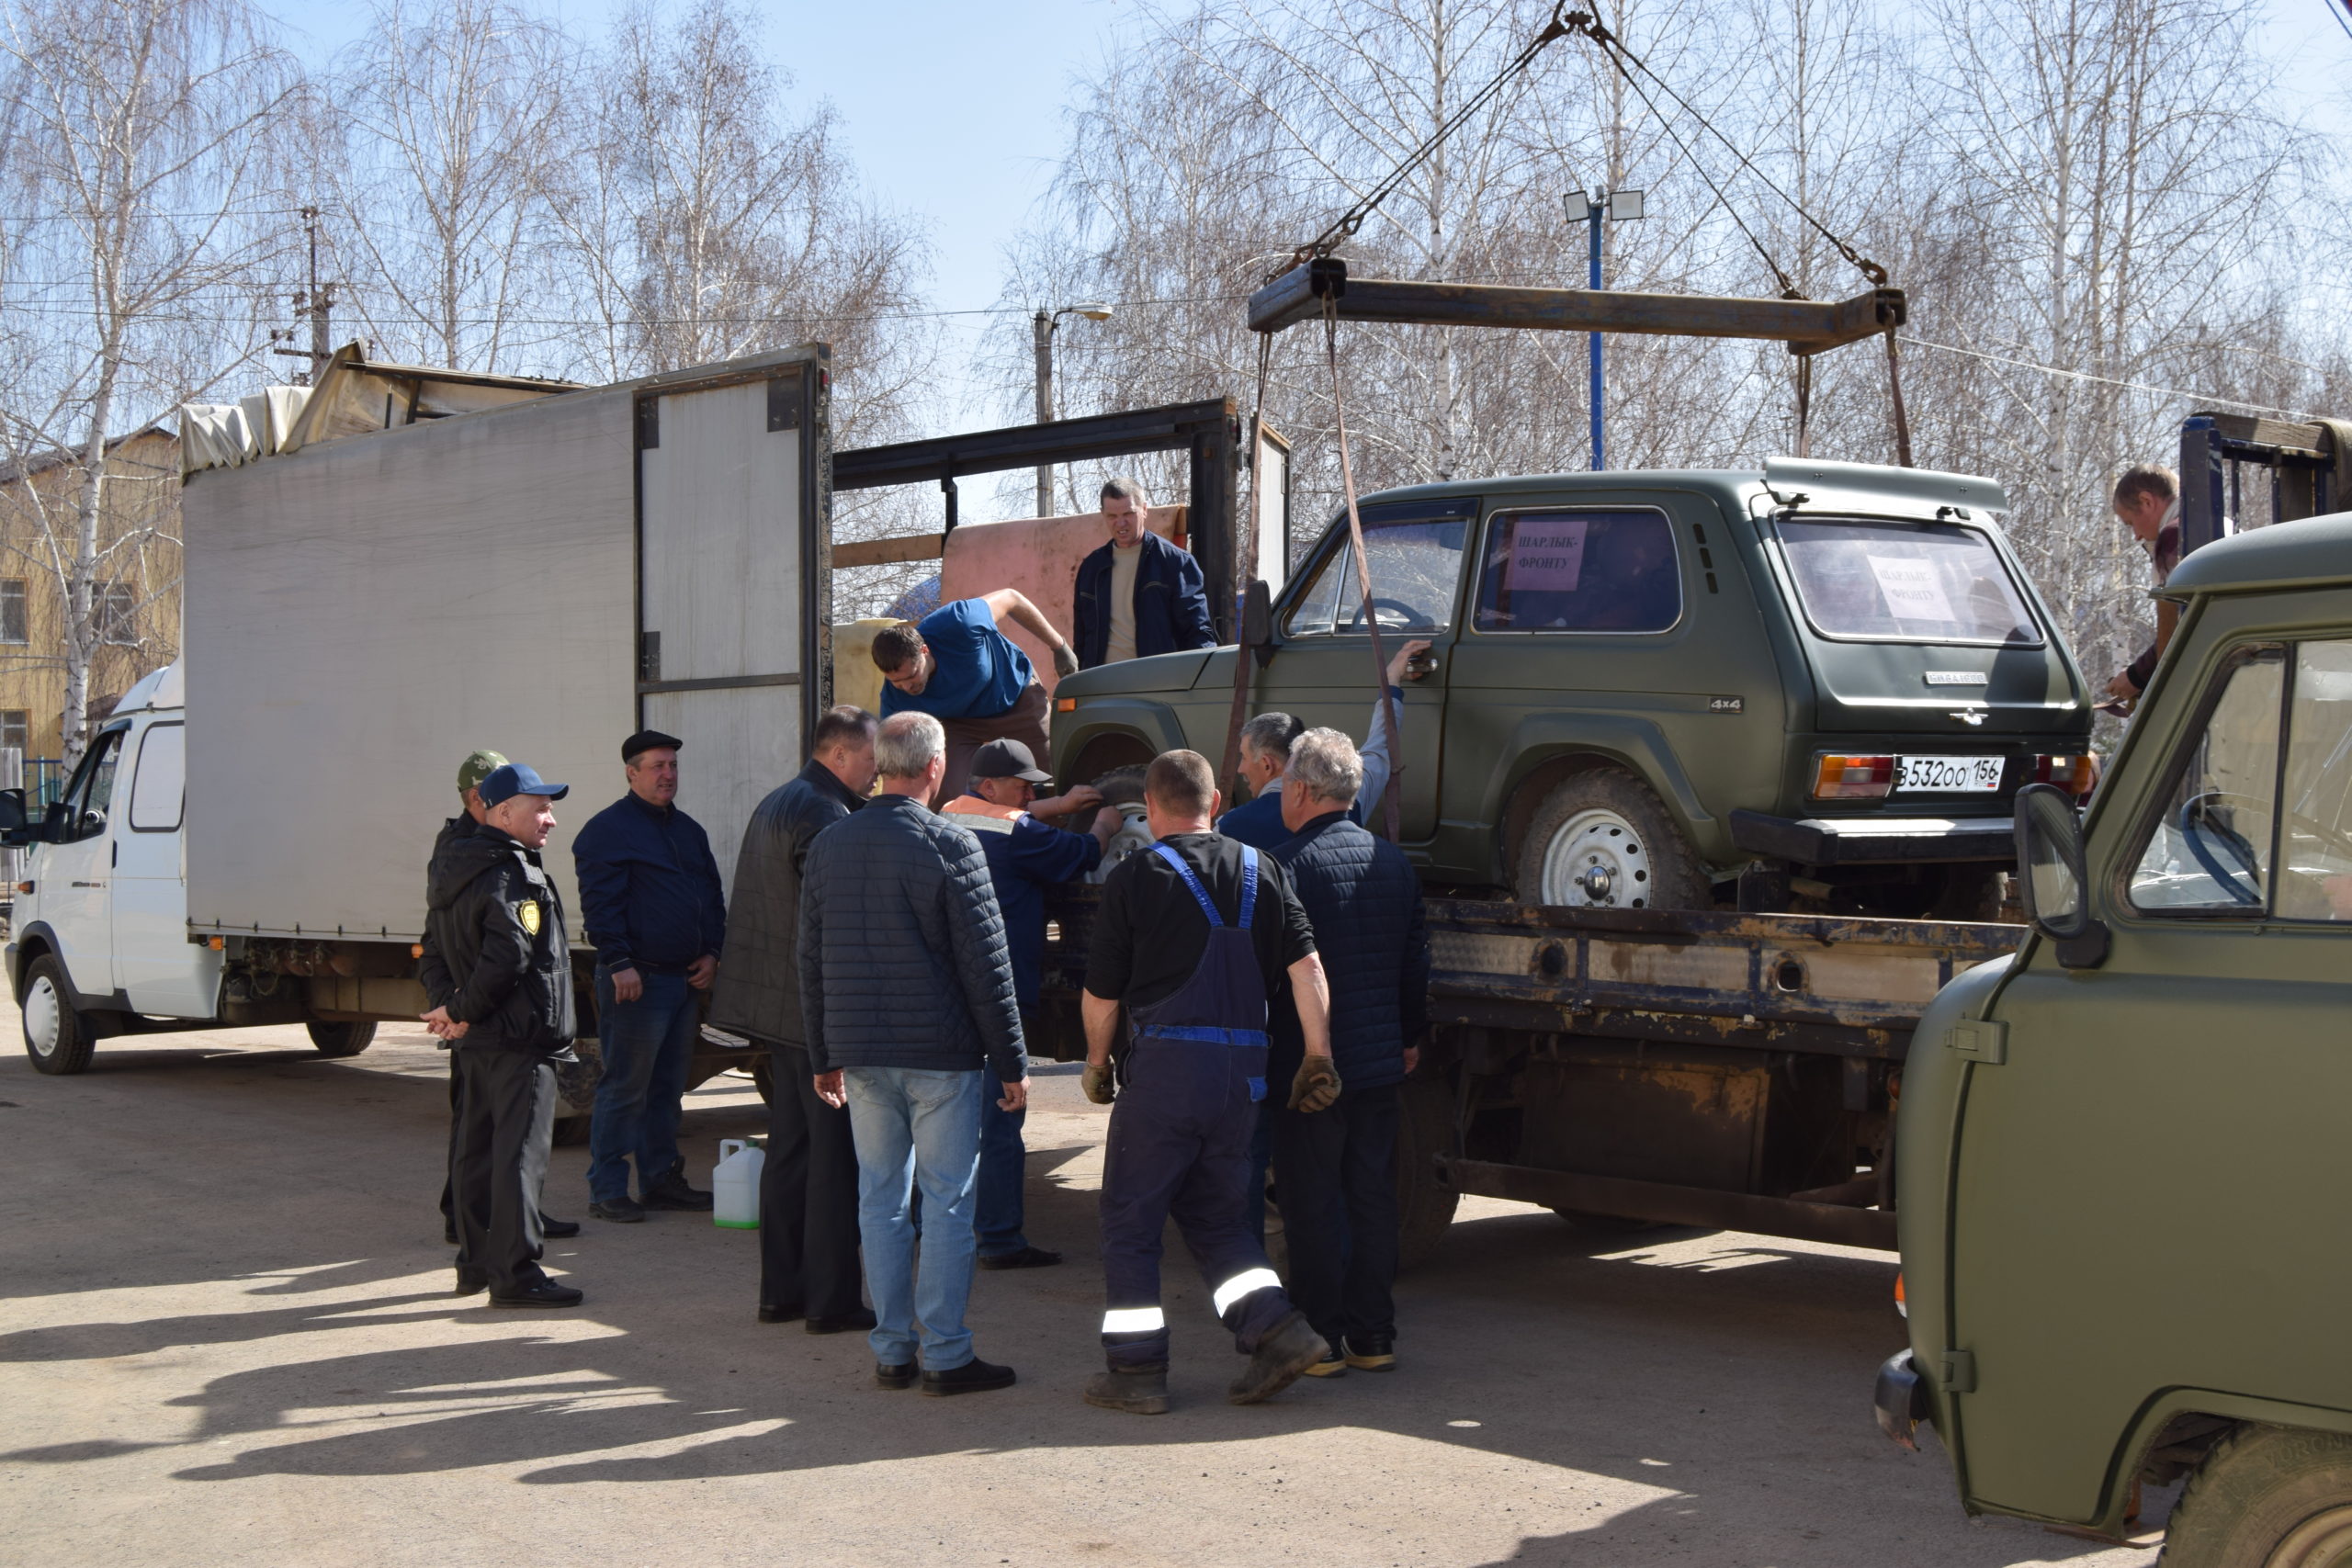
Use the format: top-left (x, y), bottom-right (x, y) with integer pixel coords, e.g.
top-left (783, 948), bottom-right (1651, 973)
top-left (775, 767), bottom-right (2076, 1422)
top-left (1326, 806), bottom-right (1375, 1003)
top-left (3, 344), bottom-right (835, 1135)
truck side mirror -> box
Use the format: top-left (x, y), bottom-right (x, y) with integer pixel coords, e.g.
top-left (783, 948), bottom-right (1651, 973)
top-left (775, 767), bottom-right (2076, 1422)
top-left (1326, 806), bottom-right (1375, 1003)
top-left (1241, 580), bottom-right (1274, 667)
top-left (2015, 784), bottom-right (2109, 968)
top-left (0, 786), bottom-right (24, 846)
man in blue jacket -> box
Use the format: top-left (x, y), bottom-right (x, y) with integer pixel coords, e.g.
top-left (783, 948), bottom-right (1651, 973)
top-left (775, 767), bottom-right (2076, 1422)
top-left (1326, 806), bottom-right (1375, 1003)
top-left (1268, 728), bottom-right (1431, 1378)
top-left (1214, 712), bottom-right (1303, 851)
top-left (571, 729), bottom-right (728, 1224)
top-left (1071, 477), bottom-right (1216, 670)
top-left (942, 739), bottom-right (1118, 1269)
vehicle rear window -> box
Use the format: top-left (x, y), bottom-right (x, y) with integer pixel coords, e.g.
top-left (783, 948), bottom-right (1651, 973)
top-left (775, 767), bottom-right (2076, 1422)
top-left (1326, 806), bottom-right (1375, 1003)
top-left (1473, 509), bottom-right (1679, 633)
top-left (1776, 518), bottom-right (2040, 646)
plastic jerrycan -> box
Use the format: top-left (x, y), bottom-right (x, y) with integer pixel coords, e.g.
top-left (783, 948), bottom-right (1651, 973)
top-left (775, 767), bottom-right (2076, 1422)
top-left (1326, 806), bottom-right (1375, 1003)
top-left (713, 1137), bottom-right (764, 1229)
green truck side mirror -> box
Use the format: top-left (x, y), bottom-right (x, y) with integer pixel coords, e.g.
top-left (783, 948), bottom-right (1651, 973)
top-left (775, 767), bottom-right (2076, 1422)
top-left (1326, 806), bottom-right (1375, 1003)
top-left (1242, 579), bottom-right (1274, 667)
top-left (2014, 784), bottom-right (2109, 967)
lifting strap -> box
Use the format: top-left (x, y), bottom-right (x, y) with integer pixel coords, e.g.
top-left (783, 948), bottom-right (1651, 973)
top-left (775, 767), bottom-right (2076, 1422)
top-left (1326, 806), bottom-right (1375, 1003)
top-left (1793, 355), bottom-right (1813, 459)
top-left (1323, 299), bottom-right (1406, 842)
top-left (1884, 326), bottom-right (1915, 468)
top-left (1219, 332), bottom-right (1276, 801)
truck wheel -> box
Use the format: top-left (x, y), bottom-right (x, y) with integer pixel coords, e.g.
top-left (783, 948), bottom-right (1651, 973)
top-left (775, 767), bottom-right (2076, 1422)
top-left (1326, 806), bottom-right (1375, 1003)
top-left (1395, 1076), bottom-right (1459, 1271)
top-left (306, 1021), bottom-right (377, 1058)
top-left (21, 954), bottom-right (95, 1075)
top-left (2162, 1423), bottom-right (2352, 1567)
top-left (1514, 768), bottom-right (1707, 911)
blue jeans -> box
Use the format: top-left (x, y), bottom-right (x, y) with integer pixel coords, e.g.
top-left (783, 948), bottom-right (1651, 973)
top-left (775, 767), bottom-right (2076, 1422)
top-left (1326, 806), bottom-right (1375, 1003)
top-left (587, 966), bottom-right (698, 1205)
top-left (976, 1094), bottom-right (1029, 1258)
top-left (844, 1066), bottom-right (985, 1371)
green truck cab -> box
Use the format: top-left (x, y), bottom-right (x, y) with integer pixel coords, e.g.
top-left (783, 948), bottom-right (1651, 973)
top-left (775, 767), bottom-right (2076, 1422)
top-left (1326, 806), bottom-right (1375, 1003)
top-left (1051, 457), bottom-right (2093, 915)
top-left (1879, 513), bottom-right (2352, 1562)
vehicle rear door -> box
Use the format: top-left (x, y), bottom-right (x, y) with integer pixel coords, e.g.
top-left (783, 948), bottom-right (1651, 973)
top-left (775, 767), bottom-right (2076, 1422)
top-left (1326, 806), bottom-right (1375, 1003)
top-left (634, 358), bottom-right (830, 895)
top-left (1944, 612), bottom-right (2352, 1520)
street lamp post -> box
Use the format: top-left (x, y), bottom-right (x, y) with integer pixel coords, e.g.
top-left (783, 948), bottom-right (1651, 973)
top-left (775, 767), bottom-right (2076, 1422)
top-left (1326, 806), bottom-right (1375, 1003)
top-left (1032, 301), bottom-right (1114, 514)
top-left (1572, 188), bottom-right (1644, 470)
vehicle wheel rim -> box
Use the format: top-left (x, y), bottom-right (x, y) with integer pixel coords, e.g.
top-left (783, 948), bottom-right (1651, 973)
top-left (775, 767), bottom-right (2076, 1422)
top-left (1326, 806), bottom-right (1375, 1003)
top-left (2268, 1505), bottom-right (2352, 1568)
top-left (1540, 807), bottom-right (1652, 908)
top-left (24, 975), bottom-right (61, 1058)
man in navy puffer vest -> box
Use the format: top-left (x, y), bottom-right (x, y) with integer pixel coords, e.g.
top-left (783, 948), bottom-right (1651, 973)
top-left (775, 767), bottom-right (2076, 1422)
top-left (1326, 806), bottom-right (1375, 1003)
top-left (1268, 728), bottom-right (1431, 1376)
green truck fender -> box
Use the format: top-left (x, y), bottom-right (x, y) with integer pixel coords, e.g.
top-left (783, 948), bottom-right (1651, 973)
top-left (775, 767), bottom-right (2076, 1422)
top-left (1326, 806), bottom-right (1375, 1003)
top-left (1053, 695), bottom-right (1193, 779)
top-left (1476, 713), bottom-right (1721, 879)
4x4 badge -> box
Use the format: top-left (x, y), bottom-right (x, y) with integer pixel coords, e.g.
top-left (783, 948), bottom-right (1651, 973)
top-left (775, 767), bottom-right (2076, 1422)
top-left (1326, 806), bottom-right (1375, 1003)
top-left (1709, 696), bottom-right (1744, 713)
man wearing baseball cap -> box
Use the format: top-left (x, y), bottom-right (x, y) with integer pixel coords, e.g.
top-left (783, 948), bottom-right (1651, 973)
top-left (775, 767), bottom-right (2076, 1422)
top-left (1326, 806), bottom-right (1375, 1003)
top-left (571, 729), bottom-right (728, 1222)
top-left (420, 763), bottom-right (586, 1307)
top-left (942, 739), bottom-right (1119, 1269)
top-left (423, 750), bottom-right (579, 1247)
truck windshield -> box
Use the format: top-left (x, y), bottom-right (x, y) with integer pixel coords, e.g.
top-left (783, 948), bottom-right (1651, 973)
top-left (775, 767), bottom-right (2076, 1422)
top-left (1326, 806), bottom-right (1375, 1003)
top-left (1776, 517), bottom-right (2041, 646)
top-left (1284, 501), bottom-right (1474, 637)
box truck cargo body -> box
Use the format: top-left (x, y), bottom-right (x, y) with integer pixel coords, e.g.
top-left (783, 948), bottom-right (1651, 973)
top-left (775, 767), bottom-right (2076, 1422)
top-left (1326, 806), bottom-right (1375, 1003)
top-left (6, 344), bottom-right (833, 1109)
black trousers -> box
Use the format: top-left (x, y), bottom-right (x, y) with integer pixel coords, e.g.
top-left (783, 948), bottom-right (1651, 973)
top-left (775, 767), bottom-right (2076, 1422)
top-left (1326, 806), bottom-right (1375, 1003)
top-left (439, 1055), bottom-right (459, 1230)
top-left (758, 1041), bottom-right (865, 1319)
top-left (1270, 1080), bottom-right (1402, 1348)
top-left (450, 1047), bottom-right (558, 1294)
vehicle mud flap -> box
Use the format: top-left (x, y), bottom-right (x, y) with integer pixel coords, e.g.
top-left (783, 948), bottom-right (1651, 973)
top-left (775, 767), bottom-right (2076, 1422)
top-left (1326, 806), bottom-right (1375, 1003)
top-left (1396, 1074), bottom-right (1460, 1271)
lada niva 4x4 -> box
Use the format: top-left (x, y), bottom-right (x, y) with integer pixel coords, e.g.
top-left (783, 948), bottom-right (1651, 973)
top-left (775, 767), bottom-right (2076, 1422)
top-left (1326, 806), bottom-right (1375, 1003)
top-left (1051, 456), bottom-right (2095, 915)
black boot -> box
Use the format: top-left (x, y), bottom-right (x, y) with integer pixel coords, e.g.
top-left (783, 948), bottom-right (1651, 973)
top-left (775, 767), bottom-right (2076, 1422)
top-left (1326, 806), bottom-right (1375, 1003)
top-left (1083, 1364), bottom-right (1170, 1415)
top-left (1227, 1311), bottom-right (1329, 1405)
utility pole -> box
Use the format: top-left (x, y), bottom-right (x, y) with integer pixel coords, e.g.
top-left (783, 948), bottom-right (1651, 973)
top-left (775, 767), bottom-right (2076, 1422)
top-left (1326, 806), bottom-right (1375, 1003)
top-left (1031, 302), bottom-right (1114, 515)
top-left (272, 206), bottom-right (337, 386)
top-left (1571, 188), bottom-right (1644, 470)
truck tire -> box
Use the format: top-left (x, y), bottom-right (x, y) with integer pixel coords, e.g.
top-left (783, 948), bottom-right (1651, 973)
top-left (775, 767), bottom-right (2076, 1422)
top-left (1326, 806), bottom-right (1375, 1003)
top-left (2162, 1423), bottom-right (2352, 1567)
top-left (551, 1113), bottom-right (592, 1146)
top-left (1513, 767), bottom-right (1707, 911)
top-left (1395, 1075), bottom-right (1459, 1271)
top-left (20, 953), bottom-right (95, 1075)
top-left (306, 1021), bottom-right (377, 1057)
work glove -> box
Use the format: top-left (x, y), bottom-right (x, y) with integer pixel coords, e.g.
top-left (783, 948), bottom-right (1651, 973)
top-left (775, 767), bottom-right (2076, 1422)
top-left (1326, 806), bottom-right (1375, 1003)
top-left (1081, 1061), bottom-right (1117, 1105)
top-left (1053, 643), bottom-right (1081, 679)
top-left (1288, 1055), bottom-right (1341, 1112)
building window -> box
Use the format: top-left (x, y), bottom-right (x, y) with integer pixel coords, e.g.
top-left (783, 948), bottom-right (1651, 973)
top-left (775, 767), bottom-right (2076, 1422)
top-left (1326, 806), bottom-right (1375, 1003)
top-left (96, 582), bottom-right (137, 646)
top-left (0, 581), bottom-right (24, 644)
top-left (0, 710), bottom-right (25, 752)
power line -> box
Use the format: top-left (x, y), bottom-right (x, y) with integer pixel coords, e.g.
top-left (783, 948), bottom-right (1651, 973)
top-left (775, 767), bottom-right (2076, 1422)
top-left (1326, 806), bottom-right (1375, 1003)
top-left (1897, 334), bottom-right (2314, 419)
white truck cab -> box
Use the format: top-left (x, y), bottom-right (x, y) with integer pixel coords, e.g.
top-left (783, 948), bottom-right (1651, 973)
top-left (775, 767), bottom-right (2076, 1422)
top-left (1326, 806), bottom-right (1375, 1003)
top-left (6, 662), bottom-right (231, 1072)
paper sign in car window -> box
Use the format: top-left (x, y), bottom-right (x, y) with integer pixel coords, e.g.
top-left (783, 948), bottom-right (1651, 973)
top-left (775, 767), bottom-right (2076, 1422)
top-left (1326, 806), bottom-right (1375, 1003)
top-left (1510, 517), bottom-right (1589, 593)
top-left (1866, 553), bottom-right (1957, 625)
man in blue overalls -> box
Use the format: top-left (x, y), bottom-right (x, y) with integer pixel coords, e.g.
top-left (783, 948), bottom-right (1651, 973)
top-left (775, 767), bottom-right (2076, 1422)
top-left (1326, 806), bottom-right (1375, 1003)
top-left (1079, 750), bottom-right (1341, 1415)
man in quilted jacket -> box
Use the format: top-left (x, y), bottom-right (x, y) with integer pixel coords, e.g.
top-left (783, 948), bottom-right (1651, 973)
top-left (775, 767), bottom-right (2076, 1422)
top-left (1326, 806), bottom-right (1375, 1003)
top-left (797, 711), bottom-right (1029, 1396)
top-left (1269, 728), bottom-right (1432, 1377)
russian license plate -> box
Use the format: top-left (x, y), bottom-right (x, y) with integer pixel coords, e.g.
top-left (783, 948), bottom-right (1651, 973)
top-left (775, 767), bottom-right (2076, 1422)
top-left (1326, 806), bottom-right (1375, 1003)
top-left (1896, 754), bottom-right (2004, 794)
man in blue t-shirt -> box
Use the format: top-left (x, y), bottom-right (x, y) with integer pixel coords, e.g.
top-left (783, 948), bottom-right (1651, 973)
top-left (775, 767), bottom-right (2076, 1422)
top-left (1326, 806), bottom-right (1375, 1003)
top-left (872, 589), bottom-right (1078, 807)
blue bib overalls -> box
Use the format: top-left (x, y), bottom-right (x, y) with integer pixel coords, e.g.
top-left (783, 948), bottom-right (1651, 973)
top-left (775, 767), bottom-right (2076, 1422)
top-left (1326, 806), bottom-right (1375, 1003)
top-left (1098, 844), bottom-right (1299, 1369)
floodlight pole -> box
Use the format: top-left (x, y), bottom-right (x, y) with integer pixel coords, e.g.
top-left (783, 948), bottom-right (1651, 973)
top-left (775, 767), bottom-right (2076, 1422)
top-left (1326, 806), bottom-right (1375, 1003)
top-left (1585, 190), bottom-right (1606, 470)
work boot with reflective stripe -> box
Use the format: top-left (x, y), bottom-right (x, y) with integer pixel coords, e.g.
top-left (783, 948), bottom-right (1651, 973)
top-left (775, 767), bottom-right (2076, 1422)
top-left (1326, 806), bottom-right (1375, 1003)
top-left (1083, 1363), bottom-right (1170, 1416)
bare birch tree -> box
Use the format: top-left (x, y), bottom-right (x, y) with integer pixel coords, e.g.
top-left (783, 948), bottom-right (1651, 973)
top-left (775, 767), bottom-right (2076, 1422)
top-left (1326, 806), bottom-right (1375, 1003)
top-left (0, 0), bottom-right (295, 761)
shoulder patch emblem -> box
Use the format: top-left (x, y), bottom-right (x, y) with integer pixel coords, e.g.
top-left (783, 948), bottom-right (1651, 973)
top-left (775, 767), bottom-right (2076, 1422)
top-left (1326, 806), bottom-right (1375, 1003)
top-left (517, 900), bottom-right (542, 936)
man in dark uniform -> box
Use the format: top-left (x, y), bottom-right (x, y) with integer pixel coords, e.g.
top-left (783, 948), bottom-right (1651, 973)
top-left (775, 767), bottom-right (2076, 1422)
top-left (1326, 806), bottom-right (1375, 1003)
top-left (419, 763), bottom-right (585, 1308)
top-left (1078, 749), bottom-right (1340, 1415)
top-left (427, 749), bottom-right (579, 1247)
top-left (942, 738), bottom-right (1117, 1269)
top-left (572, 728), bottom-right (728, 1222)
top-left (708, 705), bottom-right (879, 1333)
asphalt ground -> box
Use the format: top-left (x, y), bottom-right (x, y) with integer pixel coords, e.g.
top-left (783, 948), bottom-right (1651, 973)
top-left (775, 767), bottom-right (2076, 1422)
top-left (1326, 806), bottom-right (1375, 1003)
top-left (0, 1019), bottom-right (2160, 1568)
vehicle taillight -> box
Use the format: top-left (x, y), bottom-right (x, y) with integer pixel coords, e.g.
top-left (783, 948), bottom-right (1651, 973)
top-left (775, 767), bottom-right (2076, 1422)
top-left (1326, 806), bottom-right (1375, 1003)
top-left (2030, 753), bottom-right (2096, 798)
top-left (1894, 1271), bottom-right (1907, 1318)
top-left (1812, 753), bottom-right (1894, 799)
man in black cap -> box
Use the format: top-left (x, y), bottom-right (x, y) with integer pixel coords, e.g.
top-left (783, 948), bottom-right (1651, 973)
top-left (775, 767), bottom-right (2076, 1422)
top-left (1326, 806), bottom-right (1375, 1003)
top-left (571, 729), bottom-right (728, 1223)
top-left (942, 739), bottom-right (1118, 1270)
top-left (710, 705), bottom-right (880, 1331)
top-left (424, 748), bottom-right (578, 1247)
top-left (420, 763), bottom-right (585, 1307)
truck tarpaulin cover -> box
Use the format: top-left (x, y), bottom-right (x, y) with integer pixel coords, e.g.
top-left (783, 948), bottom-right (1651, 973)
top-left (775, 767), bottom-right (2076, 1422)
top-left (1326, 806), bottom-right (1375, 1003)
top-left (181, 385), bottom-right (639, 941)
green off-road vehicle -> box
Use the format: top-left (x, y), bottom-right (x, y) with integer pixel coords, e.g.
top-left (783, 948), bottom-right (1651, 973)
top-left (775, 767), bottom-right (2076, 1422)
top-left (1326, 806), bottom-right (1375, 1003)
top-left (1052, 457), bottom-right (2094, 915)
top-left (1879, 510), bottom-right (2352, 1562)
